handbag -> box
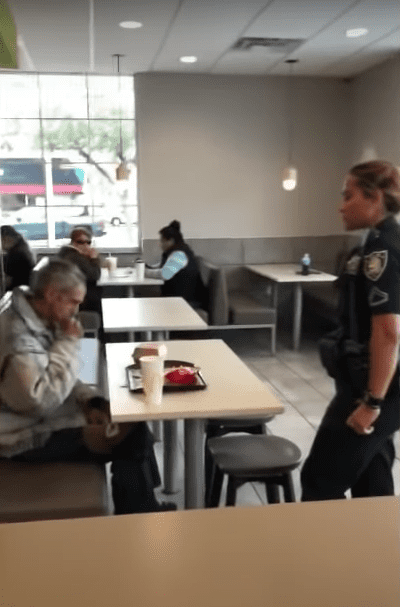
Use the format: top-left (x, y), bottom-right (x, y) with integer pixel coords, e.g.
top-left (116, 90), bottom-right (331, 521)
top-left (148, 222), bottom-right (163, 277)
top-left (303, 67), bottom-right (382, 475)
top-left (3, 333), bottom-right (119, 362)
top-left (319, 274), bottom-right (368, 390)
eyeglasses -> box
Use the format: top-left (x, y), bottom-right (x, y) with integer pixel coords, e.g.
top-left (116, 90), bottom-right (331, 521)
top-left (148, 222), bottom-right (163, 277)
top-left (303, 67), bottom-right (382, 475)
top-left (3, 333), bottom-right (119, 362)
top-left (75, 239), bottom-right (91, 245)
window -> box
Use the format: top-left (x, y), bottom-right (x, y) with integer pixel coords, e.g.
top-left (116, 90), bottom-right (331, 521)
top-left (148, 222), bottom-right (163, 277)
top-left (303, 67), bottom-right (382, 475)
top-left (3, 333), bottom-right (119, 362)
top-left (0, 73), bottom-right (139, 250)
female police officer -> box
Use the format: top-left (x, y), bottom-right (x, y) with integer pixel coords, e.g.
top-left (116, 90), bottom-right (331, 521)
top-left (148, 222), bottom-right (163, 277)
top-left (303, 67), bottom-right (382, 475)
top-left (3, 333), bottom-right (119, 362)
top-left (301, 160), bottom-right (400, 500)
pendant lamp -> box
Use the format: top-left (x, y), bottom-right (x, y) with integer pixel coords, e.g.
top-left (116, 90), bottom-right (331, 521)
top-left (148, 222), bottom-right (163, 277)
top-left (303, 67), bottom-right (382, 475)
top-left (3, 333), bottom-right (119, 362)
top-left (282, 59), bottom-right (298, 191)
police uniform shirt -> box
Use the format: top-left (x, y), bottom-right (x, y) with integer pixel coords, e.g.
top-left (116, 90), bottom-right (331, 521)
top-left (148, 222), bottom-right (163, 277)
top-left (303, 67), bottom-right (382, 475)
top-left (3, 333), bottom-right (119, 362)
top-left (363, 216), bottom-right (400, 317)
top-left (339, 216), bottom-right (400, 342)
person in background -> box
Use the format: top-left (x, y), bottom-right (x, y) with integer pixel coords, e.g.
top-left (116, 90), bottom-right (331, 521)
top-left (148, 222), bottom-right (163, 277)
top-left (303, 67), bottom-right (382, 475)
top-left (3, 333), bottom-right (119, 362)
top-left (145, 220), bottom-right (206, 308)
top-left (0, 225), bottom-right (35, 292)
top-left (58, 226), bottom-right (109, 315)
top-left (301, 160), bottom-right (400, 501)
top-left (0, 259), bottom-right (175, 513)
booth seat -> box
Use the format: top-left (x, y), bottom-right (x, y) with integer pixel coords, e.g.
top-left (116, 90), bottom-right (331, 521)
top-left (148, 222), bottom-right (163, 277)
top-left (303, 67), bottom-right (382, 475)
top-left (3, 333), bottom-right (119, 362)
top-left (196, 257), bottom-right (277, 354)
top-left (0, 460), bottom-right (109, 523)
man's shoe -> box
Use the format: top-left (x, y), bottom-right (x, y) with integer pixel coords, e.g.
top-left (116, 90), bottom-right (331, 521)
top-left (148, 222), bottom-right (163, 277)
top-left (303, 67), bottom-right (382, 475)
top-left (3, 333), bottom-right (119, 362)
top-left (159, 501), bottom-right (177, 511)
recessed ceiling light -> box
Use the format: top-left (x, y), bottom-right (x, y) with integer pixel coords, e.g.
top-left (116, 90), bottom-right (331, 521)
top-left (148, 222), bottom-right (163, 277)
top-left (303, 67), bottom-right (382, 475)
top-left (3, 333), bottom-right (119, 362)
top-left (179, 56), bottom-right (198, 64)
top-left (119, 21), bottom-right (143, 29)
top-left (346, 28), bottom-right (369, 38)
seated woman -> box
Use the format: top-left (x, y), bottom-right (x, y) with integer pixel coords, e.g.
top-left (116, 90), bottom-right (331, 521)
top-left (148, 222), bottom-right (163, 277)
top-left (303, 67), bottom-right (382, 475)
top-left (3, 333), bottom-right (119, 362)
top-left (1, 225), bottom-right (35, 292)
top-left (145, 220), bottom-right (206, 307)
top-left (58, 226), bottom-right (108, 314)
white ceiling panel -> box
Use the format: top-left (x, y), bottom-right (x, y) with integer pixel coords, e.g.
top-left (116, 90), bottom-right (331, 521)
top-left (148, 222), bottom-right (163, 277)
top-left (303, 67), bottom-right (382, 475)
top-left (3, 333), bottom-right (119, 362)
top-left (151, 0), bottom-right (273, 71)
top-left (5, 0), bottom-right (400, 77)
top-left (241, 0), bottom-right (359, 38)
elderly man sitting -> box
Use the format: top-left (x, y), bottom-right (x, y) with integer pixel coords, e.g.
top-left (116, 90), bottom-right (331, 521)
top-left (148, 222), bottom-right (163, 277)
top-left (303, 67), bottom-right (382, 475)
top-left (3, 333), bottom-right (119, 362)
top-left (0, 259), bottom-right (175, 513)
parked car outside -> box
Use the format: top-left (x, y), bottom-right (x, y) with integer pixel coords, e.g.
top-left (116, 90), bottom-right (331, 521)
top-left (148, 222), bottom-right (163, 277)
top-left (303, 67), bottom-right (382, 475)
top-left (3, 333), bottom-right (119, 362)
top-left (4, 206), bottom-right (106, 241)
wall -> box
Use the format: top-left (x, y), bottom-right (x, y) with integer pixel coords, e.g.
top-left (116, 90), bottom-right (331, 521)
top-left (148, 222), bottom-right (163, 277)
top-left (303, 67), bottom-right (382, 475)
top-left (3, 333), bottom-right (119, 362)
top-left (351, 54), bottom-right (400, 166)
top-left (135, 73), bottom-right (351, 241)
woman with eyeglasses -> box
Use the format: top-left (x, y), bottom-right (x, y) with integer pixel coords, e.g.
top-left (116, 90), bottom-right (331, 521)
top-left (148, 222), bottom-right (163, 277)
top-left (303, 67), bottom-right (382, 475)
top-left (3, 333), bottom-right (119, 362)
top-left (58, 227), bottom-right (105, 314)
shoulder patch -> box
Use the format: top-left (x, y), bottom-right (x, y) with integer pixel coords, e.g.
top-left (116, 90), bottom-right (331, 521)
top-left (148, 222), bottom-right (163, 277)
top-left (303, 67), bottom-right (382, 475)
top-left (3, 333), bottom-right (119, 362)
top-left (368, 286), bottom-right (389, 307)
top-left (363, 250), bottom-right (388, 281)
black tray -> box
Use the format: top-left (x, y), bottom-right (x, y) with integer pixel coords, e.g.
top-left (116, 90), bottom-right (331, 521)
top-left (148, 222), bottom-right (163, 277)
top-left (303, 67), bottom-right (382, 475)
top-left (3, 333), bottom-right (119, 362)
top-left (126, 360), bottom-right (207, 392)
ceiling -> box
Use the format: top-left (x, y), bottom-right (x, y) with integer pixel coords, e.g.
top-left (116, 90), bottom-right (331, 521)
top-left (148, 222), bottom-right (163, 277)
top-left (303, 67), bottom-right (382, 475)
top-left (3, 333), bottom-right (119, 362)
top-left (8, 0), bottom-right (400, 78)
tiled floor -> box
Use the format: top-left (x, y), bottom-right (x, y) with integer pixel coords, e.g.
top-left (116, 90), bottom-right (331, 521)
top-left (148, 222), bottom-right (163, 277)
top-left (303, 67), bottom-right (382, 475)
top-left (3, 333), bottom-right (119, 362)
top-left (107, 323), bottom-right (400, 510)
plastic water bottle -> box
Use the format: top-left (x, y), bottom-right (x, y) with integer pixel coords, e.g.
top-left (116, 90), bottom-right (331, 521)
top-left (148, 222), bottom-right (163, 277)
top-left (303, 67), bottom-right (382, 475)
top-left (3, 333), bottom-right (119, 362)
top-left (301, 253), bottom-right (311, 275)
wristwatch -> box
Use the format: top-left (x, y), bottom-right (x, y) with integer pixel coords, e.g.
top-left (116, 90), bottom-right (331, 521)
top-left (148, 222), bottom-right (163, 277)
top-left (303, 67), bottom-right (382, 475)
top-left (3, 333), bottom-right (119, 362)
top-left (362, 391), bottom-right (383, 410)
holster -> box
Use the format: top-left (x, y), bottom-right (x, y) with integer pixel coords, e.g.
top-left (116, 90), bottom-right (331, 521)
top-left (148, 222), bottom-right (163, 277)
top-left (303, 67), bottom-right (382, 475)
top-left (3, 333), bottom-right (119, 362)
top-left (319, 329), bottom-right (368, 391)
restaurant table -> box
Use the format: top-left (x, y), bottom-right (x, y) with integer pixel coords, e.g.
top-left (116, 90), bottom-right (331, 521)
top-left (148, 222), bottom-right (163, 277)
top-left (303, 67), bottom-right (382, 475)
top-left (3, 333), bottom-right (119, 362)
top-left (247, 263), bottom-right (337, 350)
top-left (98, 267), bottom-right (163, 297)
top-left (105, 339), bottom-right (284, 509)
top-left (101, 296), bottom-right (207, 340)
top-left (1, 496), bottom-right (398, 607)
top-left (103, 298), bottom-right (208, 493)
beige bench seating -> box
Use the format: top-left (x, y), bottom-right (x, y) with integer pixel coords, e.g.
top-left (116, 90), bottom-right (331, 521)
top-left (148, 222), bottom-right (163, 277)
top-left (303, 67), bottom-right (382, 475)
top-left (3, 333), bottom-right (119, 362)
top-left (0, 460), bottom-right (108, 523)
top-left (197, 257), bottom-right (277, 354)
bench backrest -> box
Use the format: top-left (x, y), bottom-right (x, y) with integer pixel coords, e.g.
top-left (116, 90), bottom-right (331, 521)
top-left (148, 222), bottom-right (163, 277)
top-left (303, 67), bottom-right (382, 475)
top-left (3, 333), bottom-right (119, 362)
top-left (197, 257), bottom-right (229, 325)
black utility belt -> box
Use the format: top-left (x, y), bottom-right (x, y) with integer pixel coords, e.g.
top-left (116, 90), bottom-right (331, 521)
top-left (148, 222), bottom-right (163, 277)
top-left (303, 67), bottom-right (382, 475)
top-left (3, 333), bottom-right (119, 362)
top-left (319, 329), bottom-right (368, 390)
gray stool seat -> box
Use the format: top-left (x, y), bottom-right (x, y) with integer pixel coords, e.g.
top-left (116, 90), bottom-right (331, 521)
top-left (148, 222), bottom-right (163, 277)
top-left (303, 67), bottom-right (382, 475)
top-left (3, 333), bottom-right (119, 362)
top-left (0, 461), bottom-right (108, 523)
top-left (205, 417), bottom-right (274, 504)
top-left (207, 434), bottom-right (302, 507)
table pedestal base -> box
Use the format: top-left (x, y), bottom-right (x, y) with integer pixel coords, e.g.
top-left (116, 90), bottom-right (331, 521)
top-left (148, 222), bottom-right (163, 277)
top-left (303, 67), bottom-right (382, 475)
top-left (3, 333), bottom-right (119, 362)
top-left (184, 418), bottom-right (205, 509)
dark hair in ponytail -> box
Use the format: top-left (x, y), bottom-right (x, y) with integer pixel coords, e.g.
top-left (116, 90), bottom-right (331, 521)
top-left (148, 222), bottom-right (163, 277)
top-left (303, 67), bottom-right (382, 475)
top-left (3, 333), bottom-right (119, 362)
top-left (349, 160), bottom-right (400, 214)
top-left (159, 220), bottom-right (184, 245)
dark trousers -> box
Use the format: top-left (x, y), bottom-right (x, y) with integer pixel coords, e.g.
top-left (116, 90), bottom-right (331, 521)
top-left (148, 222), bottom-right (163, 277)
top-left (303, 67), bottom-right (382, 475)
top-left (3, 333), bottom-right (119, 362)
top-left (301, 380), bottom-right (399, 501)
top-left (9, 422), bottom-right (161, 514)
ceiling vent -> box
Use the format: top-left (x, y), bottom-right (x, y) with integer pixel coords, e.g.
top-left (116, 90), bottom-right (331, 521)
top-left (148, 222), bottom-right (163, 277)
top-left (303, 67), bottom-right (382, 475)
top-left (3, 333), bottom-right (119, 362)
top-left (232, 37), bottom-right (304, 54)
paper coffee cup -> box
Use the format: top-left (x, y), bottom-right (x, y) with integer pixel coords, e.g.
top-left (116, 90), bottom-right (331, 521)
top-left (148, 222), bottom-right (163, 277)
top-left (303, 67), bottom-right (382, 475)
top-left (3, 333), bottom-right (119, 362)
top-left (139, 355), bottom-right (164, 406)
top-left (136, 261), bottom-right (145, 281)
top-left (108, 257), bottom-right (117, 275)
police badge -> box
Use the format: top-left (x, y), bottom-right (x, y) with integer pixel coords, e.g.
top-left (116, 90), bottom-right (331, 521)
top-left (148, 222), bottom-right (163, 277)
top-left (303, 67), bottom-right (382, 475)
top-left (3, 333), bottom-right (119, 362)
top-left (363, 250), bottom-right (388, 281)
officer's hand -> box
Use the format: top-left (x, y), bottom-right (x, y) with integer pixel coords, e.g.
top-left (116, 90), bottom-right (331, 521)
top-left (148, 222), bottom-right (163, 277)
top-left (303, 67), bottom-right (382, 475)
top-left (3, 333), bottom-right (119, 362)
top-left (346, 401), bottom-right (380, 435)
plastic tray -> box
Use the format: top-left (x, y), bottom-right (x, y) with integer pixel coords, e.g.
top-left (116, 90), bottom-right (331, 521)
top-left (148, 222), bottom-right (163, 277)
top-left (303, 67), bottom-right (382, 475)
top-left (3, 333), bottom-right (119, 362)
top-left (126, 360), bottom-right (207, 392)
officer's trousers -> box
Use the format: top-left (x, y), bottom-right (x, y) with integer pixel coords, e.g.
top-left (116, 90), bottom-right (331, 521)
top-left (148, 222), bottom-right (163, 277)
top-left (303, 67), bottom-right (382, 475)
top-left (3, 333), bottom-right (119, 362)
top-left (301, 379), bottom-right (399, 501)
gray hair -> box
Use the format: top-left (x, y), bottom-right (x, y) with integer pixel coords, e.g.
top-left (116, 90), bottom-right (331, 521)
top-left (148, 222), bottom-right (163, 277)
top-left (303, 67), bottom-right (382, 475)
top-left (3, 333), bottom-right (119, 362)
top-left (31, 259), bottom-right (86, 299)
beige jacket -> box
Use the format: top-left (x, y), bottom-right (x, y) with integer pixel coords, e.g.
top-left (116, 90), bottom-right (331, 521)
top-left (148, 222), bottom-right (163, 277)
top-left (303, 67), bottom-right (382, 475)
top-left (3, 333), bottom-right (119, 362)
top-left (0, 287), bottom-right (98, 457)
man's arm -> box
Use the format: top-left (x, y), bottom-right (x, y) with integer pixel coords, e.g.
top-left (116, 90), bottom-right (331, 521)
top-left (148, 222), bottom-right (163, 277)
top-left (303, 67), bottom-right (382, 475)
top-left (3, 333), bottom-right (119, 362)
top-left (0, 325), bottom-right (83, 417)
top-left (346, 313), bottom-right (400, 434)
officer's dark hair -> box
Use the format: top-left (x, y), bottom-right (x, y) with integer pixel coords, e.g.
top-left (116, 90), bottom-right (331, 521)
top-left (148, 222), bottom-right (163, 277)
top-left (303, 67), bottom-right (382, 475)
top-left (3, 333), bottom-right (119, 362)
top-left (159, 220), bottom-right (184, 246)
top-left (31, 259), bottom-right (86, 300)
top-left (349, 160), bottom-right (400, 214)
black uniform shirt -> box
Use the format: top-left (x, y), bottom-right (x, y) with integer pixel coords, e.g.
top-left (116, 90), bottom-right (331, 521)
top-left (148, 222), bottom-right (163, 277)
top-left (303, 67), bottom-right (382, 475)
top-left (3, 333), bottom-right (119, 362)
top-left (339, 216), bottom-right (400, 344)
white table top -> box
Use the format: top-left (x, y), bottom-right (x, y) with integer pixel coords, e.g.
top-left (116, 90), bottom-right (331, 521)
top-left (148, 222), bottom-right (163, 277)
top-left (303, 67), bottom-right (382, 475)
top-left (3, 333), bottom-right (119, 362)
top-left (247, 263), bottom-right (337, 283)
top-left (98, 267), bottom-right (163, 288)
top-left (105, 339), bottom-right (284, 422)
top-left (1, 496), bottom-right (398, 607)
top-left (101, 296), bottom-right (208, 333)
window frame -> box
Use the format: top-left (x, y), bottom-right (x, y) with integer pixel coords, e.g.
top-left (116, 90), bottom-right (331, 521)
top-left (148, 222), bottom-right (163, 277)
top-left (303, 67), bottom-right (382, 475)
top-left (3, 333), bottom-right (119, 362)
top-left (0, 70), bottom-right (142, 254)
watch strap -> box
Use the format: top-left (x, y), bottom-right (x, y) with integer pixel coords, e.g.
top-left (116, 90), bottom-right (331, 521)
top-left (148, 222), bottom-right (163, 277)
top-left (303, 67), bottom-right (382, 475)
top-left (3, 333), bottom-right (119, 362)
top-left (362, 391), bottom-right (383, 409)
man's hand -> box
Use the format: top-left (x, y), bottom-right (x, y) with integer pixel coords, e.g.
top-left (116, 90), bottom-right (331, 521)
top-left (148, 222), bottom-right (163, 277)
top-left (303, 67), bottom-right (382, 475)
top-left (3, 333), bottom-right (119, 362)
top-left (346, 401), bottom-right (380, 435)
top-left (59, 317), bottom-right (84, 339)
top-left (84, 396), bottom-right (111, 424)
